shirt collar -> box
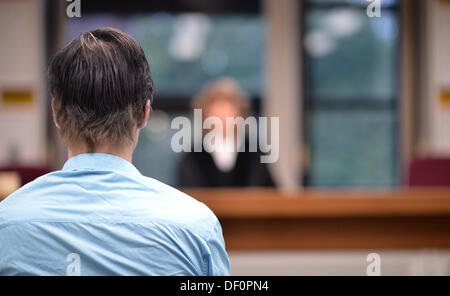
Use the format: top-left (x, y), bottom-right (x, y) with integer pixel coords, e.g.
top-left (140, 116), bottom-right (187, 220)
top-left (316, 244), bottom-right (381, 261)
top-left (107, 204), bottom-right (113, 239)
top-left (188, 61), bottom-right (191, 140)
top-left (62, 153), bottom-right (141, 175)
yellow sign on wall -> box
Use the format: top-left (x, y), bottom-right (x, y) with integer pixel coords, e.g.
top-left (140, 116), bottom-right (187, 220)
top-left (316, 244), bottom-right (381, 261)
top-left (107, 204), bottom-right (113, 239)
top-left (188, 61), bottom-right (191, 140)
top-left (1, 90), bottom-right (34, 106)
top-left (441, 90), bottom-right (450, 108)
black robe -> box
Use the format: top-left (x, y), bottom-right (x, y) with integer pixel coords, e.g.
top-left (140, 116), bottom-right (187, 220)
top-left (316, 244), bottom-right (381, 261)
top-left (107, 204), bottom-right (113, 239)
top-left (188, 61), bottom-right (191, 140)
top-left (176, 144), bottom-right (275, 187)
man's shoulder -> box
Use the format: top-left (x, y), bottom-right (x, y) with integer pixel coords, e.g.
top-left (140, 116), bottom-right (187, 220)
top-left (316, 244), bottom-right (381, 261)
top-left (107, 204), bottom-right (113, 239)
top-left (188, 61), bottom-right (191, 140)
top-left (0, 171), bottom-right (63, 225)
top-left (136, 175), bottom-right (220, 235)
top-left (0, 171), bottom-right (56, 209)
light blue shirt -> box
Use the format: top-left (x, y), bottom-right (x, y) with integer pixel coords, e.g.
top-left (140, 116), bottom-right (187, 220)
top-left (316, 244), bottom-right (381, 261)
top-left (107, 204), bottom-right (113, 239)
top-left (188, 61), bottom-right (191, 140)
top-left (0, 153), bottom-right (230, 276)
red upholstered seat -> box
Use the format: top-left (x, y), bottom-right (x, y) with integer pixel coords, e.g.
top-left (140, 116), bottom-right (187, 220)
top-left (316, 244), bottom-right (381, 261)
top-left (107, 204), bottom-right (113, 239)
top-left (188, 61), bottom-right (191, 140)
top-left (408, 157), bottom-right (450, 186)
top-left (0, 165), bottom-right (53, 186)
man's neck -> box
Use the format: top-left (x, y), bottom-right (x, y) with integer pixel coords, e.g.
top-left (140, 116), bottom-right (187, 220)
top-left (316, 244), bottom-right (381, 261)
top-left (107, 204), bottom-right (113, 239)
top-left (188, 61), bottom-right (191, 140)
top-left (68, 144), bottom-right (134, 163)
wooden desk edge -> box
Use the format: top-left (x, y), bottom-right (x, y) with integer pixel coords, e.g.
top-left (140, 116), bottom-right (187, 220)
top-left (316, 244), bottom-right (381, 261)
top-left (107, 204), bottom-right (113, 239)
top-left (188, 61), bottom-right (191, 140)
top-left (182, 188), bottom-right (450, 218)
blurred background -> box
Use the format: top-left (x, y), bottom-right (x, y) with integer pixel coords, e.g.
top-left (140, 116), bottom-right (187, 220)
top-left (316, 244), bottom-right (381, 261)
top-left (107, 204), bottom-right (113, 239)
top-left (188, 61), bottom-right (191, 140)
top-left (1, 0), bottom-right (450, 275)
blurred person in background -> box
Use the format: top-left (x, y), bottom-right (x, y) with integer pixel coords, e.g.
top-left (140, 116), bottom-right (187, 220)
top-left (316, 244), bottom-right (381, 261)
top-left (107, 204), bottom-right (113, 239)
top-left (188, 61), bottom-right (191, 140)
top-left (0, 27), bottom-right (229, 276)
top-left (177, 78), bottom-right (275, 187)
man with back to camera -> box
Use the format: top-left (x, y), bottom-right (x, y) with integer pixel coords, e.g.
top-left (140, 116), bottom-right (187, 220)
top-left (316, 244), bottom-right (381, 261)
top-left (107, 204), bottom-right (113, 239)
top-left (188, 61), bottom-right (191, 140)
top-left (0, 27), bottom-right (230, 276)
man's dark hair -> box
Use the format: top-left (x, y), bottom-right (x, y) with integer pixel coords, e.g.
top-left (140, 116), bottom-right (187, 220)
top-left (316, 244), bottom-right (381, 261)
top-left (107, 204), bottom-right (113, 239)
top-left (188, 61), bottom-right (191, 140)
top-left (48, 27), bottom-right (153, 150)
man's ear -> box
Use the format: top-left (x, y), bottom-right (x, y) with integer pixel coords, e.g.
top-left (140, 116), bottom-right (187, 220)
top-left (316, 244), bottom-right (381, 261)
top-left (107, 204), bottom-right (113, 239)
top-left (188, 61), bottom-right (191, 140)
top-left (51, 98), bottom-right (60, 129)
top-left (137, 99), bottom-right (151, 129)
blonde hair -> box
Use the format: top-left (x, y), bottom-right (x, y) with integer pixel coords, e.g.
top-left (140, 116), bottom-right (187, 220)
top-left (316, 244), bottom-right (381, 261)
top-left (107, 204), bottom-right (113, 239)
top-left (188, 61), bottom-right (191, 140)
top-left (192, 78), bottom-right (251, 117)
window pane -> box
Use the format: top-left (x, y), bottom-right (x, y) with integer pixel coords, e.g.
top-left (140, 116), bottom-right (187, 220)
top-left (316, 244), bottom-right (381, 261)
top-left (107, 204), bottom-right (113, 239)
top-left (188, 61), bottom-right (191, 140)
top-left (307, 109), bottom-right (398, 187)
top-left (304, 8), bottom-right (399, 100)
top-left (303, 3), bottom-right (400, 188)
